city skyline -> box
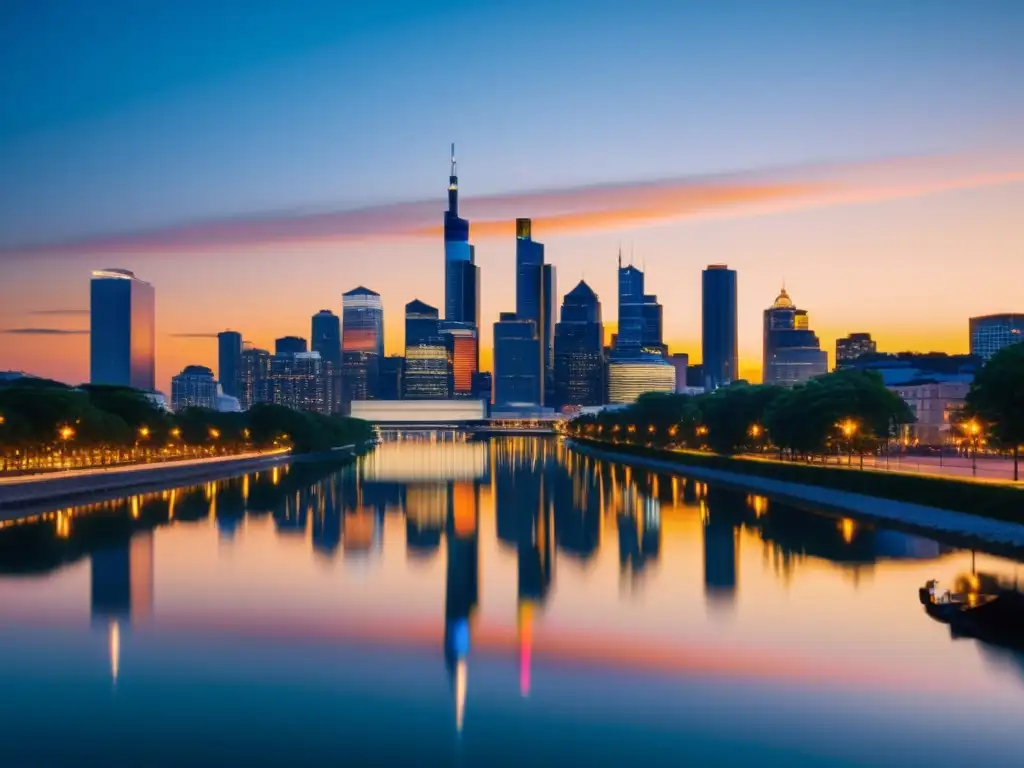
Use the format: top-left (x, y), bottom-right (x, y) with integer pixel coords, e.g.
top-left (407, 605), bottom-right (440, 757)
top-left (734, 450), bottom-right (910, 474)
top-left (3, 2), bottom-right (1024, 393)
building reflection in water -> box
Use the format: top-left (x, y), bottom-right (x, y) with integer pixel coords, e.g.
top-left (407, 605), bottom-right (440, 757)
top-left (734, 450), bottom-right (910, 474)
top-left (0, 432), bottom-right (973, 706)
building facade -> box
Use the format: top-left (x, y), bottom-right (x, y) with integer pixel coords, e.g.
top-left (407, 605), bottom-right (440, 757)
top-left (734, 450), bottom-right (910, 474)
top-left (90, 268), bottom-right (156, 391)
top-left (171, 365), bottom-right (218, 411)
top-left (311, 309), bottom-right (342, 412)
top-left (668, 353), bottom-right (690, 393)
top-left (275, 336), bottom-right (307, 357)
top-left (404, 300), bottom-right (451, 399)
top-left (342, 287), bottom-right (384, 408)
top-left (268, 351), bottom-right (333, 414)
top-left (515, 219), bottom-right (556, 405)
top-left (762, 287), bottom-right (828, 387)
top-left (701, 265), bottom-right (738, 392)
top-left (553, 280), bottom-right (605, 408)
top-left (379, 355), bottom-right (405, 401)
top-left (835, 333), bottom-right (876, 368)
top-left (969, 314), bottom-right (1024, 361)
top-left (439, 321), bottom-right (479, 397)
top-left (608, 355), bottom-right (677, 404)
top-left (237, 348), bottom-right (272, 410)
top-left (217, 331), bottom-right (242, 398)
top-left (494, 312), bottom-right (541, 407)
top-left (616, 257), bottom-right (664, 357)
top-left (891, 381), bottom-right (971, 446)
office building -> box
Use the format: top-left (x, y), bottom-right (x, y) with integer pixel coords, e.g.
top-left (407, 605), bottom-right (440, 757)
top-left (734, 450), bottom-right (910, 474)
top-left (515, 219), bottom-right (556, 404)
top-left (553, 280), bottom-right (605, 408)
top-left (404, 300), bottom-right (451, 399)
top-left (379, 355), bottom-right (405, 400)
top-left (311, 309), bottom-right (342, 412)
top-left (702, 265), bottom-right (738, 391)
top-left (608, 355), bottom-right (676, 404)
top-left (170, 365), bottom-right (218, 411)
top-left (844, 352), bottom-right (978, 386)
top-left (762, 287), bottom-right (828, 387)
top-left (669, 353), bottom-right (690, 393)
top-left (268, 351), bottom-right (333, 414)
top-left (472, 371), bottom-right (493, 404)
top-left (275, 336), bottom-right (307, 357)
top-left (835, 333), bottom-right (877, 368)
top-left (444, 144), bottom-right (480, 351)
top-left (439, 321), bottom-right (479, 397)
top-left (891, 381), bottom-right (971, 446)
top-left (494, 312), bottom-right (541, 406)
top-left (969, 314), bottom-right (1024, 360)
top-left (217, 331), bottom-right (242, 398)
top-left (237, 348), bottom-right (271, 410)
top-left (342, 287), bottom-right (385, 407)
top-left (89, 268), bottom-right (155, 391)
top-left (615, 256), bottom-right (664, 356)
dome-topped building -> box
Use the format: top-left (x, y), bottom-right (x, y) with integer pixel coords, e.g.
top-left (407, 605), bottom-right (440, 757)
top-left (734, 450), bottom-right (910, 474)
top-left (763, 285), bottom-right (828, 387)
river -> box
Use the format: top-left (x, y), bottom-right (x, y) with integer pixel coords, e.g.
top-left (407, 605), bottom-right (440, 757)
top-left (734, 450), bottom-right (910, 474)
top-left (1, 435), bottom-right (1022, 766)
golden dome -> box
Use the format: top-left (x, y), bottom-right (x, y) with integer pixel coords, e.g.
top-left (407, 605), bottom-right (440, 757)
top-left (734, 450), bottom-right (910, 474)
top-left (772, 286), bottom-right (793, 309)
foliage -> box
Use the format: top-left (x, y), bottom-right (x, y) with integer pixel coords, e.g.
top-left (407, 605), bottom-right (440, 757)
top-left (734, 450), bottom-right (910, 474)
top-left (965, 342), bottom-right (1024, 481)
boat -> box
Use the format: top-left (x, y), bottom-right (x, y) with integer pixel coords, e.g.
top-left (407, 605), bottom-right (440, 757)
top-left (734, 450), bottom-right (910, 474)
top-left (919, 573), bottom-right (1024, 649)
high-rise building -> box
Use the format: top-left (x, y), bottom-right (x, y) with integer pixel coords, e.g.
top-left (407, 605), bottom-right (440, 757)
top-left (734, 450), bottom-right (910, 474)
top-left (615, 256), bottom-right (664, 357)
top-left (311, 310), bottom-right (342, 412)
top-left (217, 331), bottom-right (242, 398)
top-left (444, 145), bottom-right (480, 330)
top-left (835, 332), bottom-right (877, 368)
top-left (494, 312), bottom-right (541, 406)
top-left (440, 321), bottom-right (479, 397)
top-left (89, 269), bottom-right (155, 391)
top-left (267, 351), bottom-right (333, 414)
top-left (702, 265), bottom-right (738, 391)
top-left (515, 219), bottom-right (556, 404)
top-left (404, 300), bottom-right (451, 399)
top-left (238, 348), bottom-right (271, 410)
top-left (762, 287), bottom-right (828, 387)
top-left (170, 365), bottom-right (218, 411)
top-left (379, 355), bottom-right (405, 400)
top-left (342, 287), bottom-right (384, 407)
top-left (607, 355), bottom-right (676, 404)
top-left (554, 281), bottom-right (605, 408)
top-left (275, 336), bottom-right (307, 357)
top-left (969, 314), bottom-right (1024, 360)
top-left (472, 371), bottom-right (493, 404)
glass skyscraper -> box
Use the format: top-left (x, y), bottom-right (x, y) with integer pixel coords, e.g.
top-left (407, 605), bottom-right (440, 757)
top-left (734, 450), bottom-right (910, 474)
top-left (762, 287), bottom-right (828, 387)
top-left (342, 287), bottom-right (384, 406)
top-left (444, 145), bottom-right (480, 341)
top-left (89, 268), bottom-right (155, 391)
top-left (217, 330), bottom-right (242, 398)
top-left (554, 280), bottom-right (605, 408)
top-left (439, 321), bottom-right (479, 397)
top-left (404, 300), bottom-right (451, 399)
top-left (515, 218), bottom-right (555, 404)
top-left (970, 314), bottom-right (1024, 360)
top-left (615, 257), bottom-right (663, 357)
top-left (312, 309), bottom-right (342, 412)
top-left (494, 312), bottom-right (541, 407)
top-left (701, 265), bottom-right (738, 391)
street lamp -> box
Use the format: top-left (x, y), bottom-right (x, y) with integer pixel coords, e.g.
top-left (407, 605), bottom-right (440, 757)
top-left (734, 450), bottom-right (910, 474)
top-left (841, 420), bottom-right (858, 467)
top-left (967, 420), bottom-right (982, 476)
top-left (58, 425), bottom-right (75, 469)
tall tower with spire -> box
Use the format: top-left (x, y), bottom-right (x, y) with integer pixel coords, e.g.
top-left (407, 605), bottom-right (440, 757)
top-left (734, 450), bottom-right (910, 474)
top-left (443, 145), bottom-right (480, 372)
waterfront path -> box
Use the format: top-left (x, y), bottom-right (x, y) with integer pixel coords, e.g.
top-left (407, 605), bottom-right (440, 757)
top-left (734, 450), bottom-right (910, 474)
top-left (569, 440), bottom-right (1024, 551)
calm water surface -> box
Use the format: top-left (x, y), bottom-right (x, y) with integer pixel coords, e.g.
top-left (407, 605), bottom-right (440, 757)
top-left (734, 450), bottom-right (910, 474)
top-left (1, 436), bottom-right (1023, 766)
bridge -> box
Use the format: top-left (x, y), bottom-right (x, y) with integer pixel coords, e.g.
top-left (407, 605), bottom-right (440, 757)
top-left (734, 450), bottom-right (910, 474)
top-left (351, 400), bottom-right (564, 435)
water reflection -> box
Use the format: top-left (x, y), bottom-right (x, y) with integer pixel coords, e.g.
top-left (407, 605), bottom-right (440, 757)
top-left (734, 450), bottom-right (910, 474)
top-left (1, 434), bottom-right (1023, 761)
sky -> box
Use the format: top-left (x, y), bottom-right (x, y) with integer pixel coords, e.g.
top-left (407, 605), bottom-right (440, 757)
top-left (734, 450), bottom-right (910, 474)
top-left (2, 0), bottom-right (1024, 393)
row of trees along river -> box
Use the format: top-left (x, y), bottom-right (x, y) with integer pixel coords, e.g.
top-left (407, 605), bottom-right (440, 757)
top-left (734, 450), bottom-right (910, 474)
top-left (568, 343), bottom-right (1024, 481)
top-left (0, 379), bottom-right (373, 474)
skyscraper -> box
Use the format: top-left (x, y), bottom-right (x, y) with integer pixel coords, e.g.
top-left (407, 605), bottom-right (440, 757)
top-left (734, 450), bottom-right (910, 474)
top-left (217, 331), bottom-right (242, 398)
top-left (762, 287), bottom-right (828, 387)
top-left (89, 268), bottom-right (155, 391)
top-left (515, 218), bottom-right (555, 404)
top-left (237, 348), bottom-right (271, 410)
top-left (836, 332), bottom-right (877, 368)
top-left (312, 309), bottom-right (342, 412)
top-left (267, 351), bottom-right (333, 414)
top-left (969, 314), bottom-right (1024, 360)
top-left (439, 321), bottom-right (479, 397)
top-left (404, 300), bottom-right (451, 399)
top-left (444, 145), bottom-right (480, 335)
top-left (378, 355), bottom-right (405, 400)
top-left (554, 281), bottom-right (605, 408)
top-left (702, 265), bottom-right (738, 391)
top-left (494, 312), bottom-right (541, 406)
top-left (615, 256), bottom-right (664, 357)
top-left (342, 287), bottom-right (384, 407)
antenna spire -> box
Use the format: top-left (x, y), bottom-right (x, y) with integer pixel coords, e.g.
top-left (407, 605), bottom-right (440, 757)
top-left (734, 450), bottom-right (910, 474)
top-left (617, 243), bottom-right (622, 269)
top-left (450, 143), bottom-right (457, 177)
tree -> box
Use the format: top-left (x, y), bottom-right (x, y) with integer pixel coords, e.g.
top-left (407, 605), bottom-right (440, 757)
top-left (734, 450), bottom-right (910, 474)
top-left (965, 343), bottom-right (1024, 481)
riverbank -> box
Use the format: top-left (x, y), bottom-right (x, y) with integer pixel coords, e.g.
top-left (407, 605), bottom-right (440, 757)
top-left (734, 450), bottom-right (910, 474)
top-left (0, 444), bottom-right (364, 515)
top-left (568, 438), bottom-right (1024, 551)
